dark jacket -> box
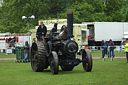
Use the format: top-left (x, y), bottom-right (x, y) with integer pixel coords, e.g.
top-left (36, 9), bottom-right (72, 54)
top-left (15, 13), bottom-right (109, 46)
top-left (51, 25), bottom-right (57, 33)
top-left (104, 42), bottom-right (108, 48)
top-left (24, 44), bottom-right (29, 53)
top-left (101, 40), bottom-right (104, 49)
top-left (109, 40), bottom-right (115, 49)
top-left (36, 25), bottom-right (47, 37)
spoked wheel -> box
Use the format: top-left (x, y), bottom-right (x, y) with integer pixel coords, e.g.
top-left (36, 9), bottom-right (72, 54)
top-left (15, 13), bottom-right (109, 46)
top-left (31, 41), bottom-right (46, 72)
top-left (50, 51), bottom-right (59, 74)
top-left (61, 65), bottom-right (74, 71)
top-left (82, 49), bottom-right (92, 72)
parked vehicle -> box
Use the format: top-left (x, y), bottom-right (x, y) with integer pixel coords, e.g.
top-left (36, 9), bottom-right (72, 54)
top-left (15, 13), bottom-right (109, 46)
top-left (82, 22), bottom-right (128, 46)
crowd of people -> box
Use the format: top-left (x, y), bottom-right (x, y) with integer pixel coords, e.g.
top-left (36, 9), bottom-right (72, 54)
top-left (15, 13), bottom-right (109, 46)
top-left (101, 39), bottom-right (116, 61)
top-left (101, 39), bottom-right (128, 63)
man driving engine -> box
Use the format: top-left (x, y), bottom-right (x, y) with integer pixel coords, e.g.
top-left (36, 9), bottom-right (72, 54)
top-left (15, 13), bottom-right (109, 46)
top-left (36, 21), bottom-right (47, 40)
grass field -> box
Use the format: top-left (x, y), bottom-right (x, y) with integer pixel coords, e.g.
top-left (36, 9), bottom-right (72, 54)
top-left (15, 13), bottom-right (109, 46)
top-left (0, 59), bottom-right (128, 85)
top-left (91, 50), bottom-right (125, 57)
top-left (0, 53), bottom-right (16, 58)
top-left (0, 50), bottom-right (126, 59)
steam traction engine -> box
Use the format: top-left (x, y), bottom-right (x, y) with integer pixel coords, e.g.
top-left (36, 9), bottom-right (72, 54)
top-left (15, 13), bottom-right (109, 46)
top-left (30, 11), bottom-right (92, 74)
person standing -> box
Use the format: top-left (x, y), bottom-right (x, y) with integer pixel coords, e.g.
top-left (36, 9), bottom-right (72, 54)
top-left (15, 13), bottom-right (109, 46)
top-left (102, 40), bottom-right (108, 61)
top-left (101, 40), bottom-right (104, 58)
top-left (36, 21), bottom-right (47, 40)
top-left (124, 39), bottom-right (128, 63)
top-left (23, 41), bottom-right (29, 62)
top-left (109, 39), bottom-right (115, 59)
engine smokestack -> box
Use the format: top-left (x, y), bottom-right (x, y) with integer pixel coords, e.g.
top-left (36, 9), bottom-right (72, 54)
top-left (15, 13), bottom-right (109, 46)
top-left (67, 11), bottom-right (73, 39)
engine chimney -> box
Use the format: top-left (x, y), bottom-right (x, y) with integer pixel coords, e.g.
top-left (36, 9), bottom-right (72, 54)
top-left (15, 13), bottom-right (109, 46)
top-left (67, 11), bottom-right (73, 39)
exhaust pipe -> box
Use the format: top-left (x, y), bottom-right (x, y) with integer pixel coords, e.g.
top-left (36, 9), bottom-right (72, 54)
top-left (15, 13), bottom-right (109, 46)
top-left (67, 11), bottom-right (73, 39)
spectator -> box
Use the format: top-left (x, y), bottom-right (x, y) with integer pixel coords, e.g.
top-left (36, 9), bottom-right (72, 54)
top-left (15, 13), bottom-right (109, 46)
top-left (101, 40), bottom-right (108, 61)
top-left (121, 41), bottom-right (125, 50)
top-left (11, 46), bottom-right (15, 54)
top-left (101, 40), bottom-right (104, 58)
top-left (109, 39), bottom-right (115, 59)
top-left (23, 41), bottom-right (29, 62)
top-left (124, 38), bottom-right (128, 63)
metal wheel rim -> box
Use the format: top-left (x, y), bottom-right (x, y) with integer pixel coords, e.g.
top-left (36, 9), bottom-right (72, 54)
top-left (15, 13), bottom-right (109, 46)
top-left (82, 52), bottom-right (89, 71)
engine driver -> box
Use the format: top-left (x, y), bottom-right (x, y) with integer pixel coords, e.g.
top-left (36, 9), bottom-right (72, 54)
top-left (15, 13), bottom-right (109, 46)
top-left (51, 23), bottom-right (58, 33)
top-left (36, 21), bottom-right (47, 41)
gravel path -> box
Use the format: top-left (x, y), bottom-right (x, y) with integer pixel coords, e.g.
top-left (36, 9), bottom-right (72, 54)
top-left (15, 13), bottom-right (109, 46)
top-left (0, 58), bottom-right (16, 60)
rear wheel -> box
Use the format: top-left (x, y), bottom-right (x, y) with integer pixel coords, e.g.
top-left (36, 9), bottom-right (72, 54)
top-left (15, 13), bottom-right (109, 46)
top-left (31, 41), bottom-right (46, 72)
top-left (50, 51), bottom-right (59, 74)
top-left (82, 49), bottom-right (92, 72)
top-left (61, 65), bottom-right (74, 71)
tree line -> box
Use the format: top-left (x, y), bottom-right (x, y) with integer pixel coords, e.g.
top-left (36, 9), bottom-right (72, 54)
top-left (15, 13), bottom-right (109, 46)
top-left (0, 0), bottom-right (128, 33)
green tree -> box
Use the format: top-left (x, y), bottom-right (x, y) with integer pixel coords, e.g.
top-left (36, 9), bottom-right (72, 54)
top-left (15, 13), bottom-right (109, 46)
top-left (0, 0), bottom-right (70, 33)
top-left (0, 0), bottom-right (127, 33)
top-left (105, 0), bottom-right (125, 21)
top-left (68, 0), bottom-right (108, 22)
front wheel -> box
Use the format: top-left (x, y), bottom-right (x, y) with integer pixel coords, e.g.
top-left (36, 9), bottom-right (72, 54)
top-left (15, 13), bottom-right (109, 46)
top-left (50, 51), bottom-right (59, 74)
top-left (82, 49), bottom-right (92, 72)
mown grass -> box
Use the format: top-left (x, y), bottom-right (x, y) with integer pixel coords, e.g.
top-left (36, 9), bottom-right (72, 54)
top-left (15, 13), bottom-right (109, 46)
top-left (0, 49), bottom-right (126, 59)
top-left (91, 50), bottom-right (125, 57)
top-left (0, 53), bottom-right (16, 58)
top-left (0, 59), bottom-right (128, 85)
